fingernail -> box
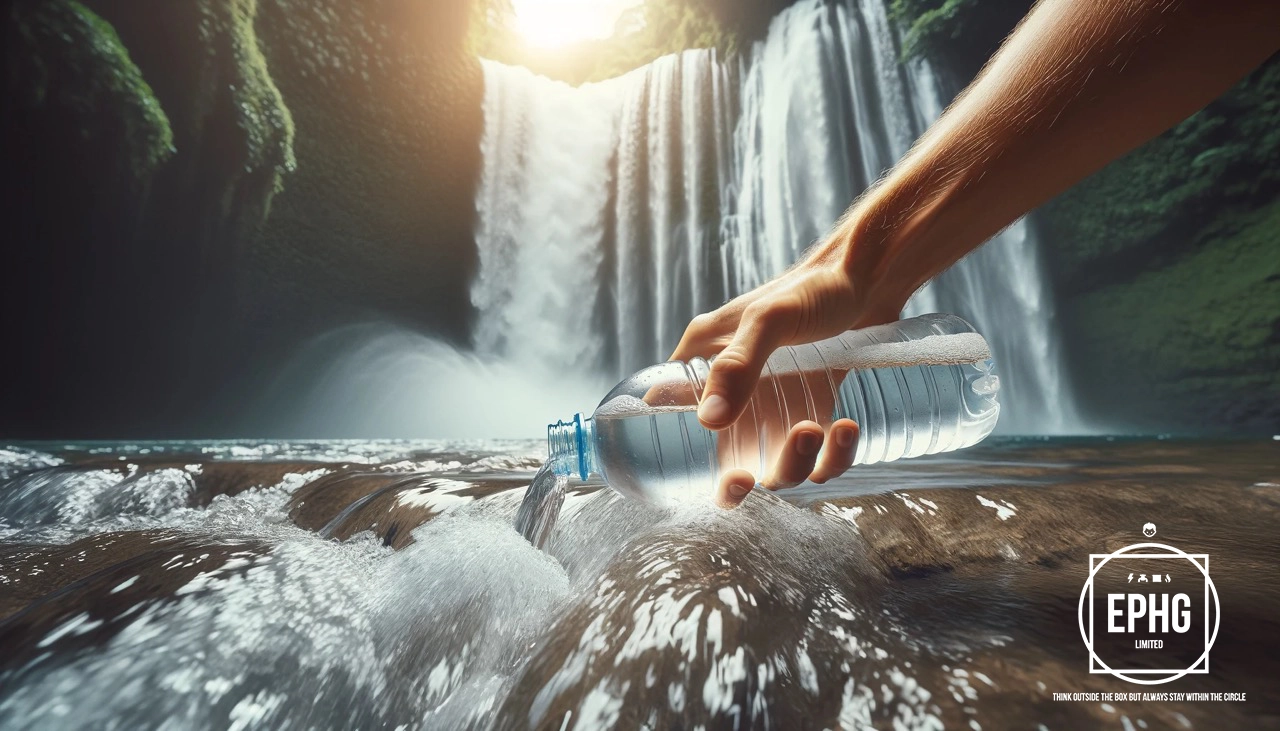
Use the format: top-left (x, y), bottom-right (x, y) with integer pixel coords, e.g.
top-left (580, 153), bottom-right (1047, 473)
top-left (699, 394), bottom-right (731, 425)
top-left (797, 431), bottom-right (822, 455)
top-left (728, 481), bottom-right (752, 498)
top-left (836, 427), bottom-right (854, 448)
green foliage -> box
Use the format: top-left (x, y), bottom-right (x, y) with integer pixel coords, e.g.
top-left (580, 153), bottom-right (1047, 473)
top-left (889, 0), bottom-right (1033, 71)
top-left (587, 0), bottom-right (738, 81)
top-left (1067, 200), bottom-right (1280, 423)
top-left (1041, 58), bottom-right (1280, 427)
top-left (890, 0), bottom-right (976, 60)
top-left (642, 0), bottom-right (742, 56)
top-left (8, 0), bottom-right (174, 182)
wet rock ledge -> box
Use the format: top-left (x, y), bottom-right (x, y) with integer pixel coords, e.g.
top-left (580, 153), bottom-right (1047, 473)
top-left (0, 440), bottom-right (1276, 730)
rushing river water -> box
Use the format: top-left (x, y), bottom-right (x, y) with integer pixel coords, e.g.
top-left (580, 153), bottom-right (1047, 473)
top-left (1, 439), bottom-right (1277, 729)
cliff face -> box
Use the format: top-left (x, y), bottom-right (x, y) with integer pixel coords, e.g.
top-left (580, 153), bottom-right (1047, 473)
top-left (1, 0), bottom-right (483, 436)
top-left (893, 0), bottom-right (1280, 433)
top-left (247, 0), bottom-right (482, 367)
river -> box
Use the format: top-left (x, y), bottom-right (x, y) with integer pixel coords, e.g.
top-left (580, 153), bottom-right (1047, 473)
top-left (1, 438), bottom-right (1277, 728)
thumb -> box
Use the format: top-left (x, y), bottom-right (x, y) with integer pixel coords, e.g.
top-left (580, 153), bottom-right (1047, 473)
top-left (697, 298), bottom-right (797, 429)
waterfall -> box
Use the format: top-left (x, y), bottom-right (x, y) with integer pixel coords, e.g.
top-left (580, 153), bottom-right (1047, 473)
top-left (474, 0), bottom-right (1083, 433)
top-left (473, 63), bottom-right (634, 370)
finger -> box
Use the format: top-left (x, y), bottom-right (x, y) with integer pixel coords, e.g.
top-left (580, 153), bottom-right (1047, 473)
top-left (716, 469), bottom-right (756, 509)
top-left (697, 297), bottom-right (800, 429)
top-left (809, 419), bottom-right (859, 483)
top-left (671, 311), bottom-right (733, 362)
top-left (762, 421), bottom-right (824, 490)
top-left (671, 271), bottom-right (815, 362)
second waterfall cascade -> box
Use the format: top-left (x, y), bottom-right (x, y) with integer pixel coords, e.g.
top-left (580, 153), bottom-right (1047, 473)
top-left (474, 0), bottom-right (1082, 433)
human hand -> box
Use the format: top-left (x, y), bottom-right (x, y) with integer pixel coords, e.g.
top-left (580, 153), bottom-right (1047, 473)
top-left (670, 239), bottom-right (905, 506)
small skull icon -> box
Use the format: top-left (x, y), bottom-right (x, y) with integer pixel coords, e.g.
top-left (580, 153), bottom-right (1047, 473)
top-left (1142, 522), bottom-right (1157, 538)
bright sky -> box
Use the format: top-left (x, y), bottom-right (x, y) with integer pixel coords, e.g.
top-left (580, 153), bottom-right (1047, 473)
top-left (511, 0), bottom-right (644, 48)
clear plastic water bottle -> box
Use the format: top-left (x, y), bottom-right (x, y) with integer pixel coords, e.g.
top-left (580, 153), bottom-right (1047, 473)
top-left (548, 313), bottom-right (1000, 503)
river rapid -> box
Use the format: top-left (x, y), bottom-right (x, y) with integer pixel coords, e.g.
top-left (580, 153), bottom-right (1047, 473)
top-left (0, 439), bottom-right (1277, 729)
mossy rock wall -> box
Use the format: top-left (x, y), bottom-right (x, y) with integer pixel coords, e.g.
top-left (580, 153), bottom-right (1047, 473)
top-left (0, 0), bottom-right (483, 437)
top-left (243, 0), bottom-right (482, 377)
top-left (1055, 201), bottom-right (1280, 430)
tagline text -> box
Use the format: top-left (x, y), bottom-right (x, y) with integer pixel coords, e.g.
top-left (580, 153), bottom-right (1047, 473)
top-left (1051, 692), bottom-right (1246, 702)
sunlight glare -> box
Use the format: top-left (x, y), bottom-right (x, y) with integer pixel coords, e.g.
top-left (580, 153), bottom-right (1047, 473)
top-left (511, 0), bottom-right (643, 48)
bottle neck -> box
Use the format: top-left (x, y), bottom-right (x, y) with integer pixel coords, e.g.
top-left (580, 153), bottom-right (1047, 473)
top-left (547, 412), bottom-right (596, 481)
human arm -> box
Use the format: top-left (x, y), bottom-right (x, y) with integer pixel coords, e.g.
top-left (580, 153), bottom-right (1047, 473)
top-left (680, 0), bottom-right (1280, 506)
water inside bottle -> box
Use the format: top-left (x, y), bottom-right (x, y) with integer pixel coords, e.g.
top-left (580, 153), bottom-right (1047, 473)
top-left (593, 407), bottom-right (720, 503)
top-left (586, 356), bottom-right (998, 503)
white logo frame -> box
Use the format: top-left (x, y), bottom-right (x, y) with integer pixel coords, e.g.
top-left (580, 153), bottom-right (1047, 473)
top-left (1077, 542), bottom-right (1220, 685)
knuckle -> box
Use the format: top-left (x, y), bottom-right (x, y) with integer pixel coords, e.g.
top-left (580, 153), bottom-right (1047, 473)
top-left (744, 297), bottom-right (801, 339)
top-left (747, 300), bottom-right (777, 325)
top-left (689, 312), bottom-right (718, 332)
top-left (711, 349), bottom-right (753, 379)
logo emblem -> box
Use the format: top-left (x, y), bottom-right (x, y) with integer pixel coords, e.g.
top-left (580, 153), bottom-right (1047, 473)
top-left (1143, 522), bottom-right (1157, 537)
top-left (1078, 541), bottom-right (1219, 684)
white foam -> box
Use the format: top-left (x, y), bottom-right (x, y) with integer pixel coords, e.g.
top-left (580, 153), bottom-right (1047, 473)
top-left (824, 332), bottom-right (991, 370)
top-left (394, 479), bottom-right (474, 513)
top-left (976, 495), bottom-right (1017, 521)
top-left (0, 447), bottom-right (64, 480)
top-left (593, 395), bottom-right (692, 419)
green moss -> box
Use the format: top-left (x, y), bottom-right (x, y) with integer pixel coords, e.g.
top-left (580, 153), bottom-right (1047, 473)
top-left (891, 0), bottom-right (977, 60)
top-left (199, 0), bottom-right (296, 194)
top-left (1067, 200), bottom-right (1280, 424)
top-left (9, 0), bottom-right (174, 183)
top-left (81, 0), bottom-right (298, 225)
top-left (889, 0), bottom-right (1033, 72)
